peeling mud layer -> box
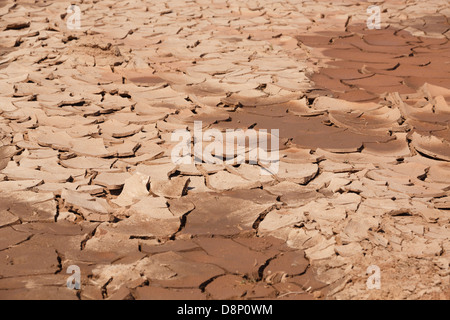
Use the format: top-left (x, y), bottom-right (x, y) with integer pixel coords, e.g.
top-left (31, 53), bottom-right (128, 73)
top-left (0, 0), bottom-right (449, 300)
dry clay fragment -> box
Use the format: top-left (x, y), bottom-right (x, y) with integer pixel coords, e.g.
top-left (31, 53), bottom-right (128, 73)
top-left (0, 179), bottom-right (43, 192)
top-left (401, 237), bottom-right (443, 257)
top-left (433, 198), bottom-right (450, 211)
top-left (1, 191), bottom-right (57, 222)
top-left (1, 162), bottom-right (71, 183)
top-left (5, 21), bottom-right (31, 30)
top-left (100, 119), bottom-right (142, 138)
top-left (0, 97), bottom-right (17, 112)
top-left (0, 210), bottom-right (19, 227)
top-left (130, 143), bottom-right (165, 162)
top-left (186, 176), bottom-right (212, 193)
top-left (0, 227), bottom-right (30, 250)
top-left (112, 172), bottom-right (150, 207)
top-left (93, 172), bottom-right (132, 190)
top-left (181, 193), bottom-right (276, 237)
top-left (0, 145), bottom-right (18, 159)
top-left (151, 177), bottom-right (190, 199)
top-left (70, 138), bottom-right (114, 158)
top-left (258, 207), bottom-right (307, 233)
top-left (263, 251), bottom-right (309, 284)
top-left (136, 163), bottom-right (178, 181)
top-left (61, 189), bottom-right (111, 216)
top-left (426, 164), bottom-right (450, 184)
top-left (90, 258), bottom-right (177, 295)
top-left (304, 237), bottom-right (336, 262)
top-left (60, 156), bottom-right (114, 170)
top-left (82, 222), bottom-right (156, 255)
top-left (208, 170), bottom-right (261, 191)
top-left (230, 163), bottom-right (274, 184)
top-left (129, 196), bottom-right (175, 219)
top-left (275, 162), bottom-right (318, 184)
top-left (77, 185), bottom-right (105, 196)
top-left (167, 198), bottom-right (195, 217)
top-left (313, 96), bottom-right (379, 112)
top-left (341, 216), bottom-right (380, 243)
top-left (205, 274), bottom-right (255, 300)
top-left (411, 203), bottom-right (448, 223)
top-left (410, 132), bottom-right (450, 162)
top-left (146, 251), bottom-right (225, 289)
top-left (83, 200), bottom-right (188, 254)
top-left (193, 237), bottom-right (274, 277)
top-left (116, 200), bottom-right (187, 239)
top-left (334, 243), bottom-right (363, 257)
top-left (27, 149), bottom-right (60, 160)
top-left (264, 181), bottom-right (314, 196)
top-left (0, 244), bottom-right (59, 278)
top-left (108, 141), bottom-right (140, 157)
top-left (36, 131), bottom-right (73, 151)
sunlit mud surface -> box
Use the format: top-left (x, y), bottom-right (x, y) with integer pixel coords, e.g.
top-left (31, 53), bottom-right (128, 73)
top-left (0, 0), bottom-right (449, 300)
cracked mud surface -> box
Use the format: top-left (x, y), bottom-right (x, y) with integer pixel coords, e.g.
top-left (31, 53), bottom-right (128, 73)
top-left (0, 0), bottom-right (449, 300)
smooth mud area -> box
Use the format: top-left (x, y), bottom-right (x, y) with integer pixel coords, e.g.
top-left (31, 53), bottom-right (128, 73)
top-left (299, 23), bottom-right (450, 101)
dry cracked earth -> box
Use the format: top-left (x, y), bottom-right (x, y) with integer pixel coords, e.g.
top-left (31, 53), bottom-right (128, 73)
top-left (0, 0), bottom-right (449, 300)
